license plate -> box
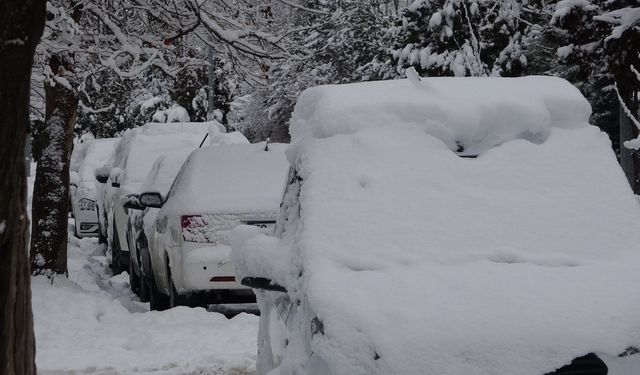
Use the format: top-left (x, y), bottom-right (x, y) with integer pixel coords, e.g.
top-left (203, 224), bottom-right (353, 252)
top-left (244, 221), bottom-right (275, 232)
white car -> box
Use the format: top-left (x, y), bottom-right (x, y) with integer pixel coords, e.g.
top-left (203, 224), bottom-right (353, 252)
top-left (124, 131), bottom-right (249, 302)
top-left (69, 138), bottom-right (117, 238)
top-left (232, 77), bottom-right (640, 375)
top-left (95, 122), bottom-right (219, 273)
top-left (139, 142), bottom-right (289, 310)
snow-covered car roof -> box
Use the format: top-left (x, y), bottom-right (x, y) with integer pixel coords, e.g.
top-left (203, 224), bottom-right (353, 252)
top-left (109, 122), bottom-right (222, 189)
top-left (234, 77), bottom-right (640, 374)
top-left (138, 130), bottom-right (249, 197)
top-left (72, 138), bottom-right (118, 196)
top-left (159, 143), bottom-right (289, 216)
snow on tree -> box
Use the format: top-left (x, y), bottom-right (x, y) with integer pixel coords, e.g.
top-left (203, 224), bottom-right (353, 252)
top-left (235, 0), bottom-right (397, 142)
top-left (547, 0), bottom-right (619, 146)
top-left (29, 0), bottom-right (287, 276)
top-left (382, 0), bottom-right (551, 78)
top-left (594, 2), bottom-right (640, 191)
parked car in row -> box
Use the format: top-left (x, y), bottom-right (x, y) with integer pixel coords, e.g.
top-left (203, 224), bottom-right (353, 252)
top-left (95, 122), bottom-right (218, 273)
top-left (123, 148), bottom-right (195, 302)
top-left (123, 130), bottom-right (250, 304)
top-left (69, 138), bottom-right (118, 238)
top-left (135, 142), bottom-right (289, 310)
top-left (231, 77), bottom-right (640, 375)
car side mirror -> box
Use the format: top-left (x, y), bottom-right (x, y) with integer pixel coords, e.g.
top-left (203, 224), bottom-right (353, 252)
top-left (95, 165), bottom-right (110, 184)
top-left (109, 167), bottom-right (122, 188)
top-left (139, 192), bottom-right (164, 208)
top-left (95, 172), bottom-right (109, 184)
top-left (240, 277), bottom-right (287, 293)
top-left (121, 194), bottom-right (145, 211)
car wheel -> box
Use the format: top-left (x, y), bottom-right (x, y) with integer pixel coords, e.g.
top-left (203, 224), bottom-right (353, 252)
top-left (149, 268), bottom-right (169, 311)
top-left (167, 267), bottom-right (187, 308)
top-left (110, 218), bottom-right (123, 275)
top-left (129, 255), bottom-right (140, 295)
top-left (138, 262), bottom-right (150, 303)
top-left (73, 220), bottom-right (79, 238)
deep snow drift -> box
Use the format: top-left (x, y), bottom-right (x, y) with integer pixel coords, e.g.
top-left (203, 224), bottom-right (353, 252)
top-left (233, 76), bottom-right (640, 375)
top-left (32, 235), bottom-right (259, 375)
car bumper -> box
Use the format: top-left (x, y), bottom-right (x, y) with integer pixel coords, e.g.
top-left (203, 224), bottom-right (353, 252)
top-left (181, 243), bottom-right (249, 292)
top-left (76, 222), bottom-right (99, 238)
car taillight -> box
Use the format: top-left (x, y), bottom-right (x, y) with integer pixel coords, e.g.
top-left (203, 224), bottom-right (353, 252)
top-left (79, 198), bottom-right (97, 211)
top-left (181, 215), bottom-right (205, 230)
top-left (181, 215), bottom-right (209, 242)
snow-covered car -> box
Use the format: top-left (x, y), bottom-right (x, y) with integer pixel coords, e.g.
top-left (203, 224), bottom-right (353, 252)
top-left (231, 77), bottom-right (640, 375)
top-left (95, 122), bottom-right (219, 274)
top-left (69, 138), bottom-right (118, 237)
top-left (139, 142), bottom-right (289, 310)
top-left (124, 131), bottom-right (250, 302)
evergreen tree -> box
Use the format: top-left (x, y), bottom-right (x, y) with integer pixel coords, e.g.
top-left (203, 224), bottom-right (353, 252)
top-left (547, 0), bottom-right (617, 144)
top-left (385, 0), bottom-right (550, 78)
top-left (239, 0), bottom-right (393, 142)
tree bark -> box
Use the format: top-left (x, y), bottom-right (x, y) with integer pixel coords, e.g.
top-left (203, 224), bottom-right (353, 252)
top-left (30, 67), bottom-right (78, 276)
top-left (0, 0), bottom-right (46, 374)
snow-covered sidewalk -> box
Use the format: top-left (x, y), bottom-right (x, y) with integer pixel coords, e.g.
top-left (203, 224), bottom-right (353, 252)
top-left (32, 234), bottom-right (259, 374)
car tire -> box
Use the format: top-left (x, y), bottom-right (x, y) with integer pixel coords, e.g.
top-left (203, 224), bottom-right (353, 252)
top-left (129, 255), bottom-right (140, 295)
top-left (138, 246), bottom-right (151, 303)
top-left (149, 268), bottom-right (169, 311)
top-left (138, 264), bottom-right (150, 303)
top-left (167, 267), bottom-right (187, 308)
top-left (110, 217), bottom-right (124, 275)
top-left (96, 206), bottom-right (106, 244)
top-left (73, 221), bottom-right (79, 238)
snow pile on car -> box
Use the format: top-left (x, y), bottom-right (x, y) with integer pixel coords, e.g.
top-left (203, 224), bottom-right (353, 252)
top-left (109, 121), bottom-right (224, 190)
top-left (72, 138), bottom-right (118, 196)
top-left (160, 142), bottom-right (289, 217)
top-left (233, 77), bottom-right (640, 375)
top-left (288, 75), bottom-right (590, 157)
top-left (138, 131), bottom-right (250, 240)
top-left (138, 130), bottom-right (249, 197)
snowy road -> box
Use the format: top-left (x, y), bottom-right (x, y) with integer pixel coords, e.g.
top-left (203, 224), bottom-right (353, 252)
top-left (32, 234), bottom-right (259, 375)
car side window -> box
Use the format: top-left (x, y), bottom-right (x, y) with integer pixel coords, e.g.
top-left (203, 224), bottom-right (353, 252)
top-left (166, 159), bottom-right (189, 200)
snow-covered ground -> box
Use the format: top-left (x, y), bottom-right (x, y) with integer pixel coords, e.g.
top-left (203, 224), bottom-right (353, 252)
top-left (28, 165), bottom-right (260, 375)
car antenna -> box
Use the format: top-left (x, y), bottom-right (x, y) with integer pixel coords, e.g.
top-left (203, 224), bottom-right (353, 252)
top-left (198, 132), bottom-right (209, 148)
top-left (265, 129), bottom-right (273, 151)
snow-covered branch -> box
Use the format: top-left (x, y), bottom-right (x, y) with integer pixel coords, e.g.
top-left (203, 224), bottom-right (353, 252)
top-left (594, 7), bottom-right (640, 40)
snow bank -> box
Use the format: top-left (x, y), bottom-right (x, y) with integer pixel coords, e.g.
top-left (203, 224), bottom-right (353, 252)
top-left (160, 143), bottom-right (289, 216)
top-left (234, 77), bottom-right (640, 375)
top-left (33, 237), bottom-right (259, 375)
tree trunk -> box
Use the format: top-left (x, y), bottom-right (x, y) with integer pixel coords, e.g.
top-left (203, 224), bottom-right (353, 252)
top-left (30, 69), bottom-right (78, 276)
top-left (0, 1), bottom-right (46, 374)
